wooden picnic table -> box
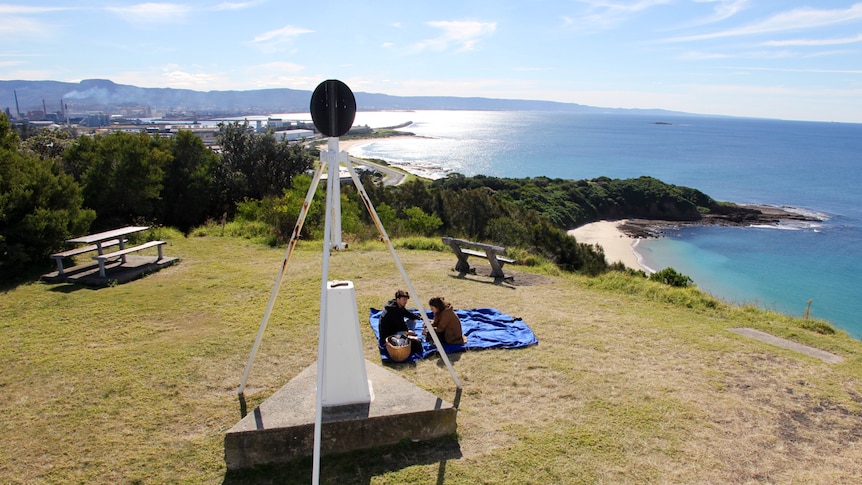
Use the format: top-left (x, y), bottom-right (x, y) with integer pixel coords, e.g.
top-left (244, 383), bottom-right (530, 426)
top-left (50, 226), bottom-right (149, 276)
top-left (66, 226), bottom-right (149, 254)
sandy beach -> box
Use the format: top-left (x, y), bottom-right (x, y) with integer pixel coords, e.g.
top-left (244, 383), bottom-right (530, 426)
top-left (568, 220), bottom-right (645, 271)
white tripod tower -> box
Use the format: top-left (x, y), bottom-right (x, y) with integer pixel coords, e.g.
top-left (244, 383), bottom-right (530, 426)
top-left (236, 80), bottom-right (461, 484)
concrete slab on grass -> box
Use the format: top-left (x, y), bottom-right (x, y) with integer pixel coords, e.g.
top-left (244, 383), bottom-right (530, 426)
top-left (41, 255), bottom-right (179, 287)
top-left (728, 327), bottom-right (844, 364)
top-left (224, 359), bottom-right (458, 471)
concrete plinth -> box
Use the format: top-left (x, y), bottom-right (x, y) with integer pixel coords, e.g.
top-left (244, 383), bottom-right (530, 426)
top-left (41, 255), bottom-right (179, 287)
top-left (224, 359), bottom-right (457, 471)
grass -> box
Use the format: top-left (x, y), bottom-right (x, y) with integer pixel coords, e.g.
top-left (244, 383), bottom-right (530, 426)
top-left (2, 233), bottom-right (862, 483)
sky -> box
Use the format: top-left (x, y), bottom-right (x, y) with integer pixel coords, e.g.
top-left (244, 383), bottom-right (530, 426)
top-left (2, 1), bottom-right (862, 123)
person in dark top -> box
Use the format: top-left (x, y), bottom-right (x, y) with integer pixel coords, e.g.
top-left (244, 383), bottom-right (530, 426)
top-left (378, 289), bottom-right (423, 354)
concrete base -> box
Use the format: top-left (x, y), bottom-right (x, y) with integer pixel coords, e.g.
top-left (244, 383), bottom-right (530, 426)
top-left (224, 359), bottom-right (457, 471)
top-left (41, 255), bottom-right (179, 287)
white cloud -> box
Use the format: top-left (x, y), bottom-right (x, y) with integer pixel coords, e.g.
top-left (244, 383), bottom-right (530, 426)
top-left (106, 3), bottom-right (192, 24)
top-left (214, 1), bottom-right (263, 10)
top-left (665, 3), bottom-right (862, 42)
top-left (252, 24), bottom-right (314, 44)
top-left (413, 20), bottom-right (496, 53)
top-left (723, 66), bottom-right (862, 75)
top-left (687, 0), bottom-right (749, 25)
top-left (765, 34), bottom-right (862, 47)
top-left (0, 5), bottom-right (69, 14)
top-left (0, 6), bottom-right (76, 39)
top-left (0, 59), bottom-right (24, 68)
top-left (0, 16), bottom-right (50, 37)
top-left (564, 0), bottom-right (672, 30)
top-left (163, 70), bottom-right (223, 88)
top-left (256, 61), bottom-right (305, 73)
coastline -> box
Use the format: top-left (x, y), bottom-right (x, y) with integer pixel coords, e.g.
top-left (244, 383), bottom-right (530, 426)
top-left (568, 206), bottom-right (821, 273)
top-left (568, 220), bottom-right (646, 272)
top-left (339, 135), bottom-right (454, 180)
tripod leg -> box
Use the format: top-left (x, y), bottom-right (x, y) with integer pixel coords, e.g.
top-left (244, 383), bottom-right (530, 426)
top-left (238, 162), bottom-right (325, 396)
top-left (342, 156), bottom-right (462, 390)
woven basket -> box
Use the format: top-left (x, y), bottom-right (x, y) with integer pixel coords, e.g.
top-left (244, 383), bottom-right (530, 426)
top-left (386, 338), bottom-right (412, 362)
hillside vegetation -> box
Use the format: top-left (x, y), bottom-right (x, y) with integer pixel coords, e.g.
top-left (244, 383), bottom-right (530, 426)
top-left (2, 233), bottom-right (861, 483)
top-left (4, 110), bottom-right (780, 284)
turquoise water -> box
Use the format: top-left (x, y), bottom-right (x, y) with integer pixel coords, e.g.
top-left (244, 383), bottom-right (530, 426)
top-left (343, 110), bottom-right (862, 339)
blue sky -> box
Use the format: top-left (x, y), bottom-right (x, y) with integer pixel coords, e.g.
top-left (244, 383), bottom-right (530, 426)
top-left (2, 1), bottom-right (862, 122)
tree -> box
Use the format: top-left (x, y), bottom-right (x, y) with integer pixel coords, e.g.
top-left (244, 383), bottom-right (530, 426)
top-left (159, 130), bottom-right (219, 233)
top-left (216, 122), bottom-right (313, 214)
top-left (402, 206), bottom-right (442, 236)
top-left (0, 114), bottom-right (95, 280)
top-left (438, 187), bottom-right (506, 239)
top-left (78, 131), bottom-right (168, 227)
top-left (21, 127), bottom-right (76, 161)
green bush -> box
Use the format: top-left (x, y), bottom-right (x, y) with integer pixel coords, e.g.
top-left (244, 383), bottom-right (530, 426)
top-left (402, 206), bottom-right (442, 236)
top-left (0, 114), bottom-right (95, 280)
top-left (800, 320), bottom-right (836, 335)
top-left (649, 267), bottom-right (694, 287)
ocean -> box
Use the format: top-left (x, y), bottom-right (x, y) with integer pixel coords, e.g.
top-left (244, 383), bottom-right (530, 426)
top-left (335, 110), bottom-right (862, 339)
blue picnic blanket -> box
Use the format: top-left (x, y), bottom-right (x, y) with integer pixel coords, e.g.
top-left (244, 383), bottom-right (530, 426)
top-left (369, 307), bottom-right (538, 362)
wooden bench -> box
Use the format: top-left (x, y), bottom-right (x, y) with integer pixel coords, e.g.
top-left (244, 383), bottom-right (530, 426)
top-left (93, 240), bottom-right (167, 278)
top-left (442, 237), bottom-right (515, 281)
top-left (50, 239), bottom-right (124, 276)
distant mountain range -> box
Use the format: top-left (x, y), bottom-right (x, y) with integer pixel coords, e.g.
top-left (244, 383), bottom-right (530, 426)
top-left (1, 78), bottom-right (693, 119)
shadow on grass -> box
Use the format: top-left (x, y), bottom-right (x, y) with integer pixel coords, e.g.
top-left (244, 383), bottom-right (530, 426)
top-left (222, 435), bottom-right (463, 485)
top-left (448, 273), bottom-right (516, 290)
top-left (48, 283), bottom-right (92, 293)
top-left (0, 264), bottom-right (54, 293)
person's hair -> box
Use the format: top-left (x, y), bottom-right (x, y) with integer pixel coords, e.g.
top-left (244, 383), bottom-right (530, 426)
top-left (395, 289), bottom-right (409, 299)
top-left (428, 296), bottom-right (446, 311)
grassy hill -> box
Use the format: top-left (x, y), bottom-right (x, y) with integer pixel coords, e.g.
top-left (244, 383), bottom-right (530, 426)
top-left (2, 231), bottom-right (861, 483)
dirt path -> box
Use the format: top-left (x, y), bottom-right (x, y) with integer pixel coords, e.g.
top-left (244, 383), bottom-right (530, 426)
top-left (729, 327), bottom-right (844, 363)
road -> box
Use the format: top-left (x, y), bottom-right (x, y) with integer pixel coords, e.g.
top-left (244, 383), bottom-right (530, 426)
top-left (348, 156), bottom-right (408, 186)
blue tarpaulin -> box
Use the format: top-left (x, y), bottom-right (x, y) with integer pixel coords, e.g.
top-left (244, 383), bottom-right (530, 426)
top-left (369, 307), bottom-right (538, 362)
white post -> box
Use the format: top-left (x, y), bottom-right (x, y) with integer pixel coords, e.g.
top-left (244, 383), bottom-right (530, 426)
top-left (321, 280), bottom-right (370, 406)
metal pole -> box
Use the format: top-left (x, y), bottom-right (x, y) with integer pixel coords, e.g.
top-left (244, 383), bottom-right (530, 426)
top-left (312, 145), bottom-right (339, 484)
top-left (238, 163), bottom-right (325, 396)
top-left (326, 138), bottom-right (345, 250)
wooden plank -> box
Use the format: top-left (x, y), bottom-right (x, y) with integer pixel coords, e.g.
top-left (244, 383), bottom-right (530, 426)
top-left (66, 226), bottom-right (148, 245)
top-left (460, 248), bottom-right (488, 258)
top-left (49, 239), bottom-right (124, 276)
top-left (441, 236), bottom-right (506, 254)
top-left (51, 239), bottom-right (123, 259)
top-left (94, 240), bottom-right (166, 261)
top-left (93, 240), bottom-right (166, 278)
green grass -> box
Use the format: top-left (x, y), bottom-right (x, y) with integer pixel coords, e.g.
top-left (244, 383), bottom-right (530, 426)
top-left (2, 234), bottom-right (862, 484)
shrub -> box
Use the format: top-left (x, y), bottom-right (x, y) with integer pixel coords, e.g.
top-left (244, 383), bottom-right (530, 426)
top-left (650, 267), bottom-right (694, 287)
top-left (0, 114), bottom-right (95, 280)
top-left (402, 206), bottom-right (442, 236)
top-left (800, 320), bottom-right (836, 335)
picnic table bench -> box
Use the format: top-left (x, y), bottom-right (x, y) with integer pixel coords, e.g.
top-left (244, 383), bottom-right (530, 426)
top-left (52, 226), bottom-right (170, 278)
top-left (93, 240), bottom-right (167, 278)
top-left (442, 237), bottom-right (515, 281)
top-left (50, 238), bottom-right (124, 276)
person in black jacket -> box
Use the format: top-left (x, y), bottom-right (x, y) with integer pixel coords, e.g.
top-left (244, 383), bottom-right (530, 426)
top-left (378, 289), bottom-right (423, 354)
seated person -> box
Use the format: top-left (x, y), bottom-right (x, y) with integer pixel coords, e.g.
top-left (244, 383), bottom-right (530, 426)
top-left (427, 296), bottom-right (467, 345)
top-left (378, 289), bottom-right (423, 354)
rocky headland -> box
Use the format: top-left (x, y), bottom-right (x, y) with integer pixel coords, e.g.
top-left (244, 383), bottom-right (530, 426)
top-left (617, 204), bottom-right (820, 238)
